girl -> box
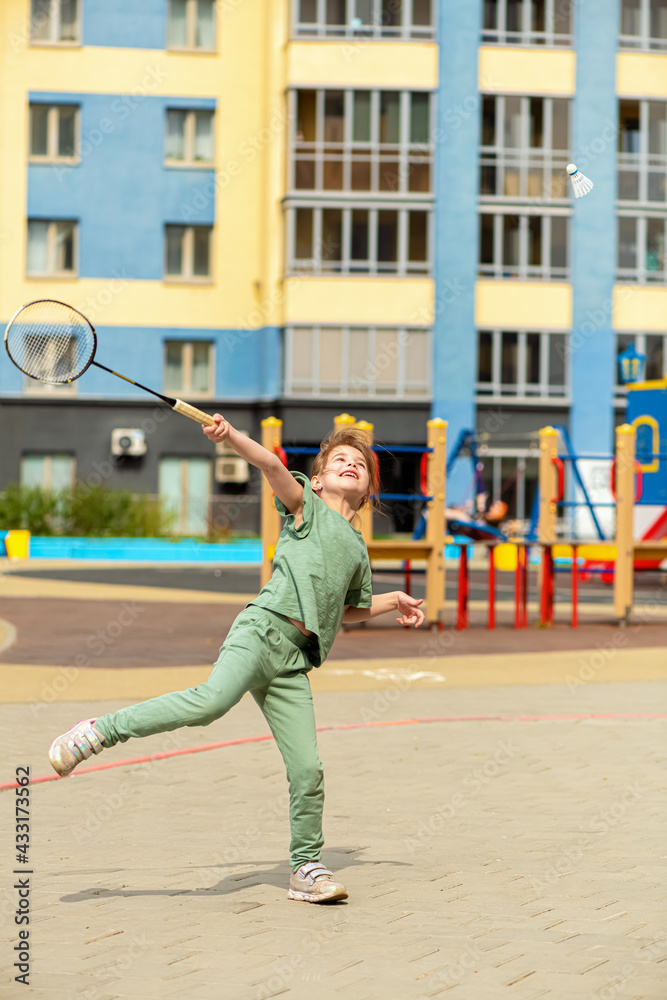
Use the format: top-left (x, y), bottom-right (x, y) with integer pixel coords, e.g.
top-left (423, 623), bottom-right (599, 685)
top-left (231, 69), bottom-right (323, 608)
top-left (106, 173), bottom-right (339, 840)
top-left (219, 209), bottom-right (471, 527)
top-left (48, 416), bottom-right (425, 903)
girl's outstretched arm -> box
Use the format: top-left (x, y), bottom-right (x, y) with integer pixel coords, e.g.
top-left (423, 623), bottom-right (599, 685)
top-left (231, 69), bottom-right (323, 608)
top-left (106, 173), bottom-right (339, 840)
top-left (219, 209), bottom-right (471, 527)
top-left (203, 414), bottom-right (304, 515)
top-left (343, 592), bottom-right (424, 627)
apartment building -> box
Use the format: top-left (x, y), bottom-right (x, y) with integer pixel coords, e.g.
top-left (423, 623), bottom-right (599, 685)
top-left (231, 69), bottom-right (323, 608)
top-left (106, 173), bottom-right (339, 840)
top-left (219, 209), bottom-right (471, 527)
top-left (0, 0), bottom-right (665, 531)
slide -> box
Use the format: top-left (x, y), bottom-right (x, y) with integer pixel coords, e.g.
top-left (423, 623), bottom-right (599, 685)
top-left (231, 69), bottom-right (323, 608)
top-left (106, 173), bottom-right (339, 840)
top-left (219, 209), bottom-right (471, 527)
top-left (580, 507), bottom-right (667, 582)
top-left (636, 508), bottom-right (667, 570)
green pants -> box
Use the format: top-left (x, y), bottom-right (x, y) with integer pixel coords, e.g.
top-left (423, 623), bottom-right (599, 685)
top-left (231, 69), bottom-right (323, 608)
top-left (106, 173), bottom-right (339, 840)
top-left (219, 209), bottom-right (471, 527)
top-left (94, 606), bottom-right (324, 871)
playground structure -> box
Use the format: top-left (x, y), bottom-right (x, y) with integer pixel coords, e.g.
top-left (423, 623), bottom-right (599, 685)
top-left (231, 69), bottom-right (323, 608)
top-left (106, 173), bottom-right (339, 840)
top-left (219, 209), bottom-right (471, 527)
top-left (260, 414), bottom-right (448, 628)
top-left (538, 406), bottom-right (667, 624)
top-left (260, 375), bottom-right (667, 631)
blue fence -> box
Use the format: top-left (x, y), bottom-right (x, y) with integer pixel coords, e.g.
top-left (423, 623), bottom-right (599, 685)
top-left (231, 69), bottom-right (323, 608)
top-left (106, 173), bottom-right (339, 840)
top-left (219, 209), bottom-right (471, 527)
top-left (27, 537), bottom-right (262, 563)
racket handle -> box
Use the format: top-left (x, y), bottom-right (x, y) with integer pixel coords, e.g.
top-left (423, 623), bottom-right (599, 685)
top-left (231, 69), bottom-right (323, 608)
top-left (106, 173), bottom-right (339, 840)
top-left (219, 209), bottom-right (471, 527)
top-left (172, 399), bottom-right (217, 426)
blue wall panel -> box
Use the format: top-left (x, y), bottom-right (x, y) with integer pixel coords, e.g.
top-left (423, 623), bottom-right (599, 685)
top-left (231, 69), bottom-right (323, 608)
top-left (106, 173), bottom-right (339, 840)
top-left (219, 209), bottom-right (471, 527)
top-left (433, 0), bottom-right (482, 495)
top-left (0, 326), bottom-right (279, 401)
top-left (215, 326), bottom-right (281, 400)
top-left (570, 0), bottom-right (619, 456)
top-left (28, 94), bottom-right (216, 281)
top-left (83, 0), bottom-right (166, 49)
top-left (13, 325), bottom-right (279, 402)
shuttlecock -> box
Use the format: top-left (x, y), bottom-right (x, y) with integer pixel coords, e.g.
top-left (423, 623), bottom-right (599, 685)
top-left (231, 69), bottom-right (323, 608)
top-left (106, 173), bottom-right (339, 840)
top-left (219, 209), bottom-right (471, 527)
top-left (566, 163), bottom-right (593, 198)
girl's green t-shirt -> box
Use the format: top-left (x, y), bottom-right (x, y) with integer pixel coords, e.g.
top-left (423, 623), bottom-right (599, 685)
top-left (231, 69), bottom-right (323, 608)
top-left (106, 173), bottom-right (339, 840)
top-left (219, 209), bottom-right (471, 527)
top-left (252, 473), bottom-right (373, 666)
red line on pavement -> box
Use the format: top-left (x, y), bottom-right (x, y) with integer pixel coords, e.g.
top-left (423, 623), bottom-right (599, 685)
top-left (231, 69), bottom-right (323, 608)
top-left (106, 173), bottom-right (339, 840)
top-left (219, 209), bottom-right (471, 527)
top-left (2, 712), bottom-right (666, 790)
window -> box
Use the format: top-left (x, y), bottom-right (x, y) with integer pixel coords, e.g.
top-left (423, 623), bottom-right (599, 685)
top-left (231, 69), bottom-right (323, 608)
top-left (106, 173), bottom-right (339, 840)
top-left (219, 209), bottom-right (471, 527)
top-left (479, 95), bottom-right (571, 280)
top-left (617, 215), bottom-right (666, 282)
top-left (287, 204), bottom-right (430, 275)
top-left (165, 109), bottom-right (214, 165)
top-left (167, 0), bottom-right (216, 50)
top-left (21, 454), bottom-right (75, 489)
top-left (30, 0), bottom-right (80, 43)
top-left (21, 331), bottom-right (78, 395)
top-left (478, 449), bottom-right (539, 523)
top-left (477, 329), bottom-right (568, 398)
top-left (482, 0), bottom-right (572, 45)
top-left (617, 102), bottom-right (666, 283)
top-left (159, 457), bottom-right (211, 535)
top-left (618, 100), bottom-right (667, 203)
top-left (479, 211), bottom-right (569, 280)
top-left (291, 89), bottom-right (433, 195)
top-left (27, 220), bottom-right (77, 276)
top-left (480, 96), bottom-right (571, 200)
top-left (620, 0), bottom-right (667, 50)
top-left (615, 332), bottom-right (667, 394)
top-left (293, 0), bottom-right (435, 39)
top-left (164, 225), bottom-right (212, 280)
top-left (284, 325), bottom-right (431, 397)
top-left (29, 104), bottom-right (78, 161)
top-left (164, 341), bottom-right (214, 396)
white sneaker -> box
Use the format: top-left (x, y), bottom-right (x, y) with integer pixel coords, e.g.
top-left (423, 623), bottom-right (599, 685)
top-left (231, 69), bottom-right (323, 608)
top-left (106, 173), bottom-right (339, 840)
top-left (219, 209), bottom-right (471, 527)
top-left (48, 719), bottom-right (105, 777)
top-left (288, 862), bottom-right (348, 903)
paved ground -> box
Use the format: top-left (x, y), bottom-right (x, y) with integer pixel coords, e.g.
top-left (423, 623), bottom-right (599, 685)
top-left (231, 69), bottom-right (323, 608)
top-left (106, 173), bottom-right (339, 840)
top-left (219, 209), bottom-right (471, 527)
top-left (0, 564), bottom-right (666, 999)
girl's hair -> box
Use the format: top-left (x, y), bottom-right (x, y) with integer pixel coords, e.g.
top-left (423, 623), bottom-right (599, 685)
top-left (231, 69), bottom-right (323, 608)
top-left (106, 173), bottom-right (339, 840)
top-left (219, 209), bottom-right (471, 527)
top-left (311, 428), bottom-right (379, 509)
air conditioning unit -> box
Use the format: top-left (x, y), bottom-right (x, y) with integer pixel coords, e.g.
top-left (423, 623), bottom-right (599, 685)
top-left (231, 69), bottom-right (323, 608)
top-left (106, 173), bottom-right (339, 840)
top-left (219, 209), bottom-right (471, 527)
top-left (111, 428), bottom-right (147, 457)
top-left (215, 430), bottom-right (249, 456)
top-left (215, 456), bottom-right (250, 484)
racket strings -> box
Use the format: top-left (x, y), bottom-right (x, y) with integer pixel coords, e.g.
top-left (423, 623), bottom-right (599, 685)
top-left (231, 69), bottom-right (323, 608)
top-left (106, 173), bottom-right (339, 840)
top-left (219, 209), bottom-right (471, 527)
top-left (5, 302), bottom-right (95, 384)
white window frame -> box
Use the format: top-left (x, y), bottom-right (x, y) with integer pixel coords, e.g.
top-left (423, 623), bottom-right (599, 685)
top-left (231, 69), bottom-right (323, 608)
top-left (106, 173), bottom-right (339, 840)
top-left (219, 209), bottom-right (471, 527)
top-left (617, 212), bottom-right (667, 283)
top-left (283, 325), bottom-right (431, 399)
top-left (617, 99), bottom-right (667, 207)
top-left (167, 0), bottom-right (217, 51)
top-left (478, 447), bottom-right (541, 525)
top-left (288, 88), bottom-right (435, 197)
top-left (29, 103), bottom-right (80, 163)
top-left (292, 0), bottom-right (436, 40)
top-left (26, 219), bottom-right (78, 277)
top-left (163, 340), bottom-right (215, 397)
top-left (619, 0), bottom-right (667, 51)
top-left (475, 329), bottom-right (570, 403)
top-left (30, 0), bottom-right (81, 45)
top-left (164, 225), bottom-right (213, 282)
top-left (481, 0), bottom-right (573, 46)
top-left (20, 453), bottom-right (76, 488)
top-left (286, 203), bottom-right (432, 276)
top-left (164, 108), bottom-right (215, 167)
top-left (479, 95), bottom-right (572, 202)
top-left (478, 208), bottom-right (570, 281)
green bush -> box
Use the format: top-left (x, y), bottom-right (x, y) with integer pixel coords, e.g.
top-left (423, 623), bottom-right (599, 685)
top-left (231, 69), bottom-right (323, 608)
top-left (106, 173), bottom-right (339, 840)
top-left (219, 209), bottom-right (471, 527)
top-left (0, 483), bottom-right (61, 535)
top-left (0, 483), bottom-right (175, 537)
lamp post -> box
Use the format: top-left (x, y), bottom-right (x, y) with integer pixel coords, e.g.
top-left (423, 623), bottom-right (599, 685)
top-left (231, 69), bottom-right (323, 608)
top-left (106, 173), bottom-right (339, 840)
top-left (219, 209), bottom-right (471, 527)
top-left (617, 343), bottom-right (646, 386)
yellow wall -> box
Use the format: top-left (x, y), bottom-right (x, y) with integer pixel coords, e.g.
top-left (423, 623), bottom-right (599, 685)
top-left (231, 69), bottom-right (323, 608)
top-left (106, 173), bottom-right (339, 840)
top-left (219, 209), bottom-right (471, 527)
top-left (613, 285), bottom-right (667, 332)
top-left (287, 41), bottom-right (438, 89)
top-left (283, 277), bottom-right (434, 326)
top-left (617, 52), bottom-right (667, 97)
top-left (475, 280), bottom-right (572, 329)
top-left (0, 0), bottom-right (439, 332)
top-left (0, 0), bottom-right (292, 330)
top-left (478, 46), bottom-right (576, 95)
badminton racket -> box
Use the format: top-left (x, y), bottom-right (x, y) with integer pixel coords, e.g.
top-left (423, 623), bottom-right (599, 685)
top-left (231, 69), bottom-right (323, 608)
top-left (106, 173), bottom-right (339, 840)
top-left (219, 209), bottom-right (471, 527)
top-left (4, 299), bottom-right (216, 426)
